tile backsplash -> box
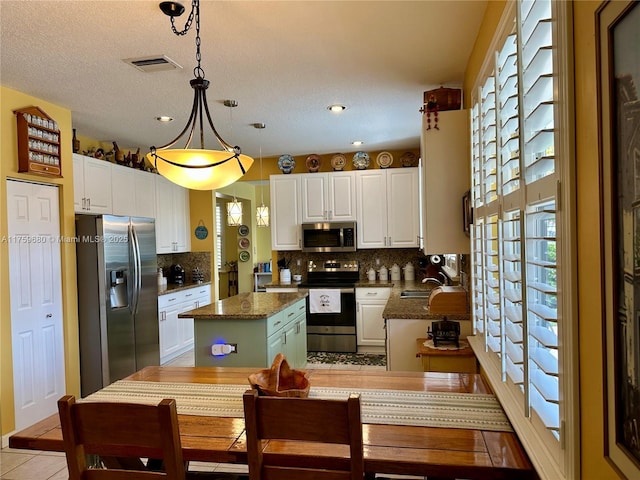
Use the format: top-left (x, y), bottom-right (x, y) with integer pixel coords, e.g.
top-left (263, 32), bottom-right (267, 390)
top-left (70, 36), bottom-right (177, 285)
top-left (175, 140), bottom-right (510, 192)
top-left (158, 251), bottom-right (212, 283)
top-left (276, 249), bottom-right (469, 283)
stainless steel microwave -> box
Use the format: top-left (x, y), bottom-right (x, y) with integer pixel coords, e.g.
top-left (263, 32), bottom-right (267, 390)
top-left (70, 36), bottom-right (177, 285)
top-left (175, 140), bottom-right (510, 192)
top-left (301, 222), bottom-right (357, 252)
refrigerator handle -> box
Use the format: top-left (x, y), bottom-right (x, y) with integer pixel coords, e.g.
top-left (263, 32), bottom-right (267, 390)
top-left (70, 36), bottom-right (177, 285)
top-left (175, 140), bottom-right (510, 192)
top-left (129, 223), bottom-right (142, 316)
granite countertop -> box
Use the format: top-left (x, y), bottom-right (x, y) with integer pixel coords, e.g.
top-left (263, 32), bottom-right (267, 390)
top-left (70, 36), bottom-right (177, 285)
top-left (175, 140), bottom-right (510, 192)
top-left (383, 281), bottom-right (471, 321)
top-left (178, 291), bottom-right (308, 320)
top-left (246, 279), bottom-right (470, 321)
top-left (158, 281), bottom-right (212, 296)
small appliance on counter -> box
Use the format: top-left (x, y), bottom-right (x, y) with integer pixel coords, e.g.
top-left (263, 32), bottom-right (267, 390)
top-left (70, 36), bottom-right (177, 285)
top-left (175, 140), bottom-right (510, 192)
top-left (169, 264), bottom-right (185, 284)
top-left (428, 286), bottom-right (468, 314)
top-left (427, 318), bottom-right (461, 347)
top-left (192, 267), bottom-right (204, 283)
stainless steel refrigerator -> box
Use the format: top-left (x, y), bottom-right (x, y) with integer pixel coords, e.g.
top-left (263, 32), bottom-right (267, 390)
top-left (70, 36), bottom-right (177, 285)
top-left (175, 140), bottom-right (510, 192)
top-left (76, 214), bottom-right (159, 397)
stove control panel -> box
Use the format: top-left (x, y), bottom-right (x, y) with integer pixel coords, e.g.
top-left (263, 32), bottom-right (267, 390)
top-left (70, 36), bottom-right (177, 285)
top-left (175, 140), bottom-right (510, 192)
top-left (307, 260), bottom-right (359, 272)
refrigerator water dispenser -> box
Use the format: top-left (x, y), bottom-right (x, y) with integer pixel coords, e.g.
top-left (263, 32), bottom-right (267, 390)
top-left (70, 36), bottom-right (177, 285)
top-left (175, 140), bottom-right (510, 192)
top-left (109, 269), bottom-right (128, 309)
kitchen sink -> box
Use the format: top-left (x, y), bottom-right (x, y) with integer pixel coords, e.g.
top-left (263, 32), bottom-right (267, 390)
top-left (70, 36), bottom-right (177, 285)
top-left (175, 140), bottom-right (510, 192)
top-left (400, 290), bottom-right (431, 299)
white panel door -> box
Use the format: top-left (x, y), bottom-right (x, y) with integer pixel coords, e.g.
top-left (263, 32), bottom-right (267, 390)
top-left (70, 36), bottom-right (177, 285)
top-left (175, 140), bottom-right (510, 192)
top-left (300, 174), bottom-right (328, 222)
top-left (356, 170), bottom-right (387, 248)
top-left (133, 169), bottom-right (156, 218)
top-left (111, 164), bottom-right (136, 216)
top-left (270, 175), bottom-right (301, 250)
top-left (7, 180), bottom-right (65, 430)
top-left (387, 168), bottom-right (420, 248)
top-left (328, 171), bottom-right (357, 221)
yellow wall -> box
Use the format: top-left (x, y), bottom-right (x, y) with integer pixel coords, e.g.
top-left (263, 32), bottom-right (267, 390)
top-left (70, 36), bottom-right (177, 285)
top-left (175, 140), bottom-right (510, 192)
top-left (573, 2), bottom-right (618, 479)
top-left (239, 148), bottom-right (421, 181)
top-left (464, 1), bottom-right (620, 478)
top-left (463, 1), bottom-right (506, 107)
top-left (0, 86), bottom-right (81, 435)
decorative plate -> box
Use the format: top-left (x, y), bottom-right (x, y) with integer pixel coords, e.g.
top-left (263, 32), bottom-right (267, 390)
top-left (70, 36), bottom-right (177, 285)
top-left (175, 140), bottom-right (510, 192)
top-left (238, 224), bottom-right (249, 237)
top-left (352, 151), bottom-right (370, 170)
top-left (376, 151), bottom-right (394, 168)
top-left (330, 153), bottom-right (347, 171)
top-left (239, 250), bottom-right (251, 262)
top-left (306, 154), bottom-right (321, 172)
top-left (238, 237), bottom-right (250, 250)
top-left (400, 151), bottom-right (418, 167)
top-left (278, 154), bottom-right (295, 174)
top-left (194, 222), bottom-right (208, 240)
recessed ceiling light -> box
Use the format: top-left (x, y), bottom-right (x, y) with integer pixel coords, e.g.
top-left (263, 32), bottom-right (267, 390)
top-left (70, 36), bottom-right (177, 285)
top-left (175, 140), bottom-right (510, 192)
top-left (351, 141), bottom-right (364, 146)
top-left (156, 116), bottom-right (174, 122)
top-left (328, 104), bottom-right (347, 113)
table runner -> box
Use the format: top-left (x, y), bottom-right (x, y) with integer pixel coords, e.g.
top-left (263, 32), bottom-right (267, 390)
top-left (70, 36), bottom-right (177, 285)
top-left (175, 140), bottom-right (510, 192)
top-left (85, 380), bottom-right (513, 432)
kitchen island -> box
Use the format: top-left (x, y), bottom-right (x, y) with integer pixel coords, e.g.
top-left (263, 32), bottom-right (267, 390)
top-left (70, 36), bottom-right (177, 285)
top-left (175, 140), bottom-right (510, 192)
top-left (178, 291), bottom-right (308, 369)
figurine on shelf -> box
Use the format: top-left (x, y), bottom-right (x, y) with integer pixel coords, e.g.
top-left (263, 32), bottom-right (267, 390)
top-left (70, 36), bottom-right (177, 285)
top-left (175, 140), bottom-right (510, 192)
top-left (113, 141), bottom-right (125, 164)
top-left (93, 148), bottom-right (105, 160)
top-left (131, 147), bottom-right (141, 169)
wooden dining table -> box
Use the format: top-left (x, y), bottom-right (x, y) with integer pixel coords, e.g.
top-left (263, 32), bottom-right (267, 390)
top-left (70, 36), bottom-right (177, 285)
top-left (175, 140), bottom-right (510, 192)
top-left (9, 366), bottom-right (536, 480)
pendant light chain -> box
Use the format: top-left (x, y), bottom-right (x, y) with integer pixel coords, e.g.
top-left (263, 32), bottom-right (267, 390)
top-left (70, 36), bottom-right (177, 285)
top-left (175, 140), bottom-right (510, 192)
top-left (260, 147), bottom-right (264, 204)
top-left (150, 0), bottom-right (254, 190)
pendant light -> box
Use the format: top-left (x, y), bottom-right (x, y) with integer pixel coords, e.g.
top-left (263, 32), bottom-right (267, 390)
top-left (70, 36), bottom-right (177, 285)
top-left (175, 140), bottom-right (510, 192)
top-left (226, 196), bottom-right (242, 226)
top-left (147, 0), bottom-right (254, 190)
top-left (256, 151), bottom-right (269, 227)
top-left (255, 124), bottom-right (269, 227)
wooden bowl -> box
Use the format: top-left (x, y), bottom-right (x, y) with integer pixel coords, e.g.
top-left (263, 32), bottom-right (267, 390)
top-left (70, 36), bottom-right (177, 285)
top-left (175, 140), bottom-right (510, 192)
top-left (248, 353), bottom-right (310, 397)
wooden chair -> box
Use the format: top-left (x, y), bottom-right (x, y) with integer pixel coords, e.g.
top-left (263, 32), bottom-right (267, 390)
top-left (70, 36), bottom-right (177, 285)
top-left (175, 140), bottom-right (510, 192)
top-left (58, 395), bottom-right (245, 480)
top-left (242, 389), bottom-right (365, 480)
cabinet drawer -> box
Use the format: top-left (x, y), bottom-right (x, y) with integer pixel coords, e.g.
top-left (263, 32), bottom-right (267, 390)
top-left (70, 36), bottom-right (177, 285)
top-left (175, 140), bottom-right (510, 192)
top-left (356, 287), bottom-right (391, 301)
top-left (266, 311), bottom-right (285, 337)
top-left (158, 292), bottom-right (182, 309)
top-left (282, 299), bottom-right (306, 324)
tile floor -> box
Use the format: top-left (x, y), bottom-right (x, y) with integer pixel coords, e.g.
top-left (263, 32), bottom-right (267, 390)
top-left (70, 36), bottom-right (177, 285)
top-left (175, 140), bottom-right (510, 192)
top-left (1, 350), bottom-right (391, 479)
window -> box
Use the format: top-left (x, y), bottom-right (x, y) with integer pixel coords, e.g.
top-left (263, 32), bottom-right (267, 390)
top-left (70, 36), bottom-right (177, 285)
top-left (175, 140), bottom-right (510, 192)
top-left (216, 202), bottom-right (224, 270)
top-left (468, 1), bottom-right (577, 479)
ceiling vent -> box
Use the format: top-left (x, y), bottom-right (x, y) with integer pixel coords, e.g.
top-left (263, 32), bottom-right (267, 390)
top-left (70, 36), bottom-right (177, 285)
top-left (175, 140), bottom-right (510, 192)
top-left (123, 55), bottom-right (182, 72)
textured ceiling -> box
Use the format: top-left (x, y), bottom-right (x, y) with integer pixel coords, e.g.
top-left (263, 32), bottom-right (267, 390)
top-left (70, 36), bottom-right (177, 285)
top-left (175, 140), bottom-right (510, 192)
top-left (0, 0), bottom-right (487, 160)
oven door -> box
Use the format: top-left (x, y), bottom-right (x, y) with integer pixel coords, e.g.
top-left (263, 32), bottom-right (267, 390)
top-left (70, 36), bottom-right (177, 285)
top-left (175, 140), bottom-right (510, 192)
top-left (306, 287), bottom-right (356, 352)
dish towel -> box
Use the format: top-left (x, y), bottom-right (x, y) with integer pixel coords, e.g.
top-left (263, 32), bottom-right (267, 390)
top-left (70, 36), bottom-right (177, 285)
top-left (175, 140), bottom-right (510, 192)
top-left (309, 289), bottom-right (341, 314)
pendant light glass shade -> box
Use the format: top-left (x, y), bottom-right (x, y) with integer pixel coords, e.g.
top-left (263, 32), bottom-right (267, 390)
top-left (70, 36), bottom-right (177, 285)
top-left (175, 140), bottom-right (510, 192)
top-left (150, 148), bottom-right (254, 191)
top-left (255, 144), bottom-right (269, 227)
top-left (256, 204), bottom-right (269, 227)
top-left (227, 198), bottom-right (242, 226)
top-left (149, 0), bottom-right (253, 191)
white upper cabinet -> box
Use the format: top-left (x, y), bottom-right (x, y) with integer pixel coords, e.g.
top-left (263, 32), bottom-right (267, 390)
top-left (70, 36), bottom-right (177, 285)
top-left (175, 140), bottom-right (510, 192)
top-left (155, 175), bottom-right (190, 253)
top-left (300, 171), bottom-right (357, 222)
top-left (111, 165), bottom-right (156, 218)
top-left (73, 153), bottom-right (113, 214)
top-left (356, 168), bottom-right (419, 248)
top-left (270, 174), bottom-right (302, 250)
top-left (420, 109), bottom-right (471, 254)
top-left (133, 169), bottom-right (156, 218)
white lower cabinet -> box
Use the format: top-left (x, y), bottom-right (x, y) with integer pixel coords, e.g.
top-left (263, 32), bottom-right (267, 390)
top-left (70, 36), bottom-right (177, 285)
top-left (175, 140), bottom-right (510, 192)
top-left (356, 288), bottom-right (390, 352)
top-left (158, 285), bottom-right (211, 364)
top-left (158, 295), bottom-right (182, 362)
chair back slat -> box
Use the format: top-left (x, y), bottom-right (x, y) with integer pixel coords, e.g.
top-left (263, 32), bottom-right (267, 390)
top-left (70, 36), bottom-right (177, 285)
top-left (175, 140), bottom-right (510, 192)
top-left (58, 395), bottom-right (186, 480)
top-left (243, 389), bottom-right (364, 480)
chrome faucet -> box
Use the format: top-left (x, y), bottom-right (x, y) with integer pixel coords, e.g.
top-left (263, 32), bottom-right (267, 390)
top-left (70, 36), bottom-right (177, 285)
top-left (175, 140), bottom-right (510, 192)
top-left (421, 271), bottom-right (449, 286)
